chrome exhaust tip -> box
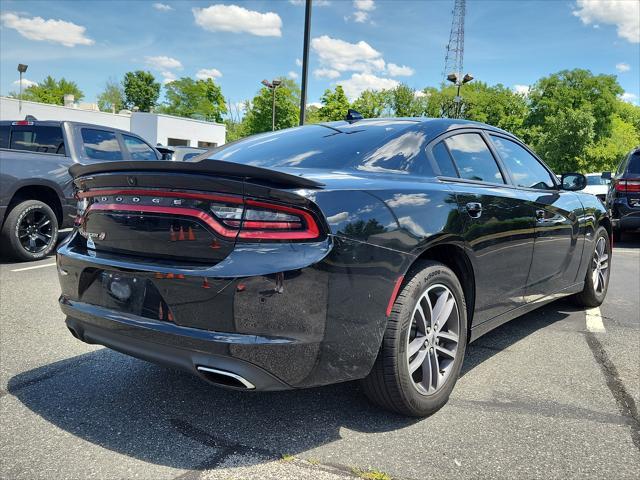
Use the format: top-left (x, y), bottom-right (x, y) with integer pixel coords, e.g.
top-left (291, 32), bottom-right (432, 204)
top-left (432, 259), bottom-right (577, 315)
top-left (196, 366), bottom-right (256, 390)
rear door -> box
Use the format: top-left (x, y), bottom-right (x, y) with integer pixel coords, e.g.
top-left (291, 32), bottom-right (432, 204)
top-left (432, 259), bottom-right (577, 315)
top-left (488, 134), bottom-right (583, 301)
top-left (430, 130), bottom-right (536, 324)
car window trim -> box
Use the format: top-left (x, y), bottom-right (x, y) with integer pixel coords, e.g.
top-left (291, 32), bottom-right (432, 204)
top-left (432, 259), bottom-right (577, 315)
top-left (426, 128), bottom-right (510, 188)
top-left (486, 131), bottom-right (560, 191)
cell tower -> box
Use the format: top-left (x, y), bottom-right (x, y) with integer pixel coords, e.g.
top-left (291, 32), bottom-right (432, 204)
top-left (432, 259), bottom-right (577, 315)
top-left (443, 0), bottom-right (466, 81)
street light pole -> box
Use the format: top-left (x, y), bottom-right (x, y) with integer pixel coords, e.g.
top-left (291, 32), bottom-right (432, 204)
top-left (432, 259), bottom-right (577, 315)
top-left (261, 79), bottom-right (282, 131)
top-left (299, 0), bottom-right (312, 126)
top-left (446, 72), bottom-right (473, 119)
top-left (17, 64), bottom-right (28, 115)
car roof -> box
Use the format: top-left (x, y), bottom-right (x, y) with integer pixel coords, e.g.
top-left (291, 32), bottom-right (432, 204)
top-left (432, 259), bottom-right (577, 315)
top-left (320, 117), bottom-right (515, 140)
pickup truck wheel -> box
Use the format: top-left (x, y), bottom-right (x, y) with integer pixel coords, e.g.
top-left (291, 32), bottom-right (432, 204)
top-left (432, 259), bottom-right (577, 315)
top-left (361, 260), bottom-right (468, 416)
top-left (1, 200), bottom-right (58, 261)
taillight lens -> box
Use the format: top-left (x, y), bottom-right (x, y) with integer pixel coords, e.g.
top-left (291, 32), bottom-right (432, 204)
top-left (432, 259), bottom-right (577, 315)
top-left (615, 180), bottom-right (640, 193)
top-left (77, 189), bottom-right (321, 241)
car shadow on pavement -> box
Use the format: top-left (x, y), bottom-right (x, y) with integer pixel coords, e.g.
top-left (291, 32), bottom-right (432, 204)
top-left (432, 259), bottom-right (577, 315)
top-left (6, 300), bottom-right (578, 471)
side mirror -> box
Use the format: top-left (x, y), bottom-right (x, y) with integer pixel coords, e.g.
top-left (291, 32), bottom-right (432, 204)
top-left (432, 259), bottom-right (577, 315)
top-left (601, 171), bottom-right (612, 180)
top-left (560, 173), bottom-right (587, 191)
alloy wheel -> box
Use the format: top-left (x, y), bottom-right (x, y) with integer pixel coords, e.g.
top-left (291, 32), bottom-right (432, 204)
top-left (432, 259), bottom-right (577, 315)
top-left (17, 209), bottom-right (54, 254)
top-left (406, 284), bottom-right (460, 395)
top-left (592, 236), bottom-right (609, 294)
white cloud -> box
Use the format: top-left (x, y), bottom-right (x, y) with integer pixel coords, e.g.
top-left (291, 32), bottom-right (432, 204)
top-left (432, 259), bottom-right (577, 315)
top-left (414, 90), bottom-right (427, 98)
top-left (314, 68), bottom-right (341, 79)
top-left (311, 35), bottom-right (385, 73)
top-left (307, 102), bottom-right (323, 109)
top-left (288, 71), bottom-right (299, 79)
top-left (616, 62), bottom-right (631, 72)
top-left (619, 92), bottom-right (638, 104)
top-left (296, 58), bottom-right (303, 66)
top-left (196, 68), bottom-right (222, 80)
top-left (193, 4), bottom-right (282, 37)
top-left (387, 63), bottom-right (414, 77)
top-left (13, 78), bottom-right (38, 89)
top-left (1, 12), bottom-right (94, 47)
top-left (351, 0), bottom-right (376, 23)
top-left (573, 0), bottom-right (639, 43)
top-left (338, 73), bottom-right (399, 100)
top-left (145, 55), bottom-right (183, 70)
top-left (153, 3), bottom-right (173, 11)
top-left (161, 71), bottom-right (177, 85)
top-left (513, 84), bottom-right (530, 96)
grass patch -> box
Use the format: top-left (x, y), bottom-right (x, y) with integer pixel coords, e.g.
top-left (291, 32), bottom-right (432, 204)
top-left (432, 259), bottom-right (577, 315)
top-left (281, 453), bottom-right (295, 462)
top-left (351, 467), bottom-right (392, 480)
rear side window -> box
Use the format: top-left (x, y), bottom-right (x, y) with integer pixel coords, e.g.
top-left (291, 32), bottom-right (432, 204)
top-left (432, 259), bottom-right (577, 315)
top-left (431, 141), bottom-right (458, 177)
top-left (627, 152), bottom-right (640, 175)
top-left (0, 126), bottom-right (9, 149)
top-left (444, 133), bottom-right (504, 184)
top-left (490, 135), bottom-right (555, 189)
top-left (81, 129), bottom-right (123, 160)
top-left (10, 126), bottom-right (65, 154)
top-left (123, 134), bottom-right (157, 160)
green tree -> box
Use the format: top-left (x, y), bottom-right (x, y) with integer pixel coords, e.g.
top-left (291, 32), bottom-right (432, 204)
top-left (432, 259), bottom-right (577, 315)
top-left (527, 69), bottom-right (622, 142)
top-left (243, 78), bottom-right (300, 134)
top-left (351, 89), bottom-right (389, 118)
top-left (15, 76), bottom-right (84, 105)
top-left (615, 99), bottom-right (640, 133)
top-left (123, 70), bottom-right (160, 112)
top-left (159, 77), bottom-right (227, 122)
top-left (318, 85), bottom-right (350, 121)
top-left (97, 78), bottom-right (125, 113)
top-left (390, 84), bottom-right (428, 117)
top-left (304, 104), bottom-right (323, 124)
top-left (534, 108), bottom-right (596, 173)
top-left (583, 115), bottom-right (640, 172)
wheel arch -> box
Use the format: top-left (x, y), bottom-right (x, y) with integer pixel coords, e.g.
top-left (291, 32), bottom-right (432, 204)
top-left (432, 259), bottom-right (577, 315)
top-left (5, 183), bottom-right (64, 226)
top-left (407, 240), bottom-right (477, 337)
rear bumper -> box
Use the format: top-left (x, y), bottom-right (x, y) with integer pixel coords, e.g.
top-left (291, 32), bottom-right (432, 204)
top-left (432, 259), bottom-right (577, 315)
top-left (611, 198), bottom-right (640, 230)
top-left (57, 232), bottom-right (409, 390)
top-left (63, 300), bottom-right (290, 390)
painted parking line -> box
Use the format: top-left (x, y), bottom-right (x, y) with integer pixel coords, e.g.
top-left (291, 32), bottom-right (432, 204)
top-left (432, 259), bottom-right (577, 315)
top-left (10, 263), bottom-right (57, 273)
top-left (585, 306), bottom-right (606, 333)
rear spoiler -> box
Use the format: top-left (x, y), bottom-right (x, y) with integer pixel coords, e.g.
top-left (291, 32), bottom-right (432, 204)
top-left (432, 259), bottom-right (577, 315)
top-left (69, 159), bottom-right (324, 189)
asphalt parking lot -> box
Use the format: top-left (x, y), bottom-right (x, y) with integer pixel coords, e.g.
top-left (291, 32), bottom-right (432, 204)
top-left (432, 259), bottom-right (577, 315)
top-left (1, 233), bottom-right (639, 480)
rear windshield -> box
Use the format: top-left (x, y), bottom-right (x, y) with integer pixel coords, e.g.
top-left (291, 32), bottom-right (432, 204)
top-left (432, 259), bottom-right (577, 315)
top-left (627, 152), bottom-right (640, 175)
top-left (586, 175), bottom-right (609, 186)
top-left (207, 121), bottom-right (436, 176)
top-left (9, 125), bottom-right (65, 154)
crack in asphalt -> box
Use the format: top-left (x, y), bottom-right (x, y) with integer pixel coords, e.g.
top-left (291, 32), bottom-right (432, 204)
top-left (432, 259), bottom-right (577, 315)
top-left (169, 418), bottom-right (405, 480)
top-left (585, 331), bottom-right (640, 450)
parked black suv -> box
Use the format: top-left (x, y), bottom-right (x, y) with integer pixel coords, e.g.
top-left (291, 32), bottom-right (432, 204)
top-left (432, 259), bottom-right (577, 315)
top-left (603, 146), bottom-right (640, 240)
top-left (0, 120), bottom-right (162, 261)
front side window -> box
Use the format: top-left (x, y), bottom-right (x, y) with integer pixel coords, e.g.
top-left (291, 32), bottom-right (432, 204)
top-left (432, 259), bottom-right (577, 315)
top-left (444, 133), bottom-right (504, 184)
top-left (123, 134), bottom-right (157, 160)
top-left (10, 126), bottom-right (65, 154)
top-left (490, 135), bottom-right (555, 190)
top-left (81, 129), bottom-right (123, 160)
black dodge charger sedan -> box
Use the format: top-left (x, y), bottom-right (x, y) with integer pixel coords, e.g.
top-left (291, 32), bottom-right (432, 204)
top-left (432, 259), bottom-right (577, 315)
top-left (57, 118), bottom-right (611, 416)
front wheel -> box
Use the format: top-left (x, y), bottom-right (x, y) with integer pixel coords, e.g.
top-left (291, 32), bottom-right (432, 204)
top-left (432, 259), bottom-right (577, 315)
top-left (0, 200), bottom-right (59, 261)
top-left (361, 260), bottom-right (468, 417)
top-left (573, 226), bottom-right (611, 307)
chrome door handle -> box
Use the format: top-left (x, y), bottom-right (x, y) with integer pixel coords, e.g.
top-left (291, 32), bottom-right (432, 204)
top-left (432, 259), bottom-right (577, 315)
top-left (465, 202), bottom-right (482, 218)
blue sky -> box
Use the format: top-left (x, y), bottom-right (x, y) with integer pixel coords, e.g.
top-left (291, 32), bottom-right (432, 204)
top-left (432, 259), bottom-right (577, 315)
top-left (1, 0), bottom-right (638, 110)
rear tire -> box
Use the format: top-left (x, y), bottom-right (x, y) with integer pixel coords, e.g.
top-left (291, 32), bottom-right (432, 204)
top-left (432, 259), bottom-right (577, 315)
top-left (1, 200), bottom-right (58, 261)
top-left (361, 260), bottom-right (468, 417)
top-left (573, 226), bottom-right (611, 308)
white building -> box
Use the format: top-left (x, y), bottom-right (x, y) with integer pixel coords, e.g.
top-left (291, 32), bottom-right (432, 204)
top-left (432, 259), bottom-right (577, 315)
top-left (0, 96), bottom-right (226, 147)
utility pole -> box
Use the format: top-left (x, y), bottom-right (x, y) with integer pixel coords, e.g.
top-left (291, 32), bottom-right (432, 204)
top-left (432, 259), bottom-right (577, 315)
top-left (442, 0), bottom-right (473, 118)
top-left (299, 0), bottom-right (312, 126)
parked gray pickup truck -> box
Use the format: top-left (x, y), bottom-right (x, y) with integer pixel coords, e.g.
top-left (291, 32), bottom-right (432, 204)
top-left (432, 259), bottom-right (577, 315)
top-left (0, 119), bottom-right (162, 261)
